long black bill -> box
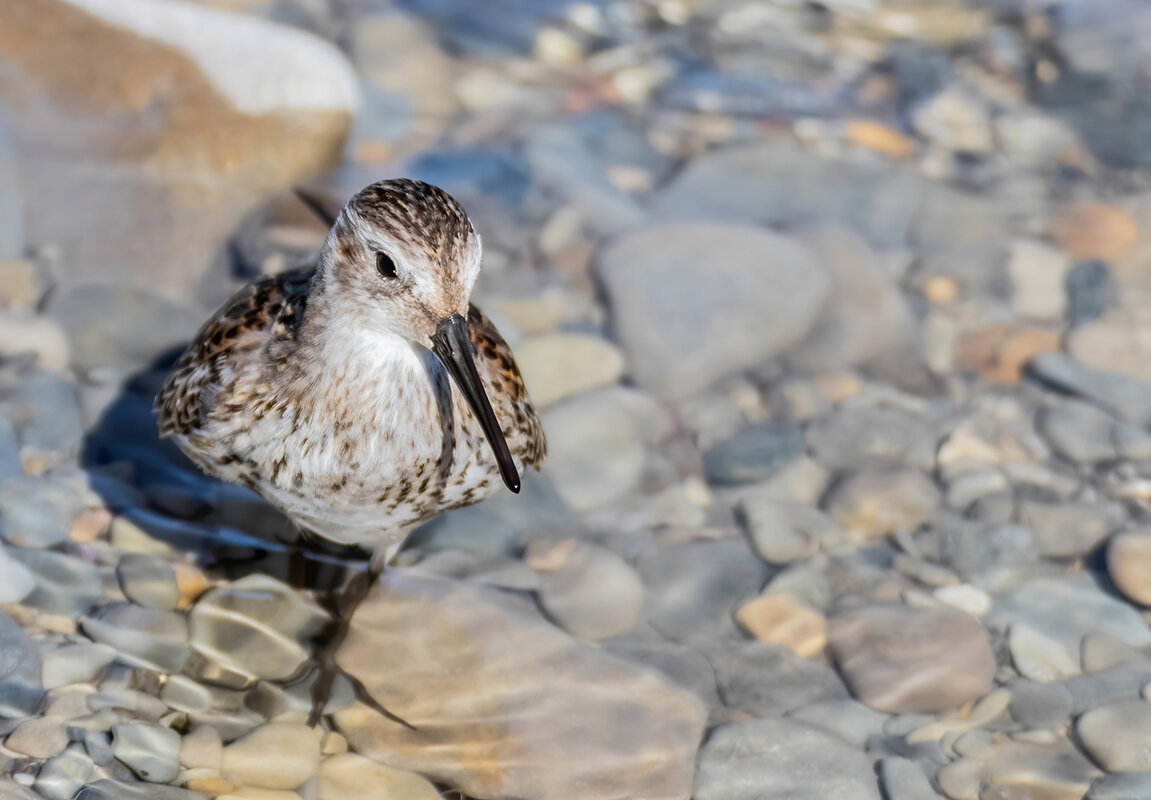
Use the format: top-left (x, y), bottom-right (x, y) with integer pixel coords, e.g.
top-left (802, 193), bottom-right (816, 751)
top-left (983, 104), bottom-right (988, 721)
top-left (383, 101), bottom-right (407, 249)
top-left (431, 314), bottom-right (521, 494)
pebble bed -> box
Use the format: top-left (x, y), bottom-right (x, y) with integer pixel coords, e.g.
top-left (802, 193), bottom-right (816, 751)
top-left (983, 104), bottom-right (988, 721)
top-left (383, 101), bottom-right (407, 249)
top-left (3, 1), bottom-right (1151, 799)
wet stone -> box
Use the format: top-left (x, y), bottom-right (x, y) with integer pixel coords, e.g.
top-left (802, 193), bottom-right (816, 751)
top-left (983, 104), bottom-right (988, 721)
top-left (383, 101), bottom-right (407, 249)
top-left (828, 604), bottom-right (995, 713)
top-left (318, 752), bottom-right (441, 800)
top-left (638, 539), bottom-right (770, 643)
top-left (1087, 773), bottom-right (1151, 800)
top-left (35, 745), bottom-right (94, 800)
top-left (1067, 260), bottom-right (1116, 327)
top-left (825, 468), bottom-right (941, 541)
top-left (879, 757), bottom-right (944, 800)
top-left (596, 221), bottom-right (831, 399)
top-left (6, 715), bottom-right (68, 759)
top-left (989, 575), bottom-right (1151, 653)
top-left (787, 699), bottom-right (888, 748)
top-left (702, 421), bottom-right (806, 486)
top-left (0, 474), bottom-right (84, 548)
top-left (7, 547), bottom-right (101, 616)
top-left (695, 718), bottom-right (881, 800)
top-left (116, 554), bottom-right (180, 611)
top-left (41, 643), bottom-right (117, 690)
top-left (77, 780), bottom-right (204, 800)
top-left (188, 574), bottom-right (328, 681)
top-left (111, 722), bottom-right (181, 783)
top-left (1081, 630), bottom-right (1147, 672)
top-left (806, 401), bottom-right (936, 472)
top-left (737, 500), bottom-right (843, 565)
top-left (530, 540), bottom-right (644, 641)
top-left (335, 571), bottom-right (705, 800)
top-left (1008, 679), bottom-right (1073, 730)
top-left (0, 541), bottom-right (35, 605)
top-left (703, 639), bottom-right (849, 717)
top-left (1, 370), bottom-right (85, 471)
top-left (1107, 530), bottom-right (1151, 606)
top-left (0, 411), bottom-right (22, 481)
top-left (81, 603), bottom-right (190, 674)
top-left (601, 636), bottom-right (721, 709)
top-left (221, 722), bottom-right (320, 791)
top-left (1078, 700), bottom-right (1151, 771)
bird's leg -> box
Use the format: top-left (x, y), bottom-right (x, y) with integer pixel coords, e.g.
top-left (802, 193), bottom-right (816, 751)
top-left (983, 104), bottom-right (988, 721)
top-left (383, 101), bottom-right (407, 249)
top-left (306, 549), bottom-right (414, 729)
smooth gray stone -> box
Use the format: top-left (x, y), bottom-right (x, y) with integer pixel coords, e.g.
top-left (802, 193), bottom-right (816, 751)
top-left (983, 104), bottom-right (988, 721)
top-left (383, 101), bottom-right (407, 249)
top-left (6, 547), bottom-right (102, 616)
top-left (115, 554), bottom-right (179, 610)
top-left (81, 603), bottom-right (190, 674)
top-left (787, 699), bottom-right (889, 748)
top-left (695, 718), bottom-right (881, 800)
top-left (879, 757), bottom-right (944, 800)
top-left (602, 635), bottom-right (721, 709)
top-left (702, 421), bottom-right (806, 486)
top-left (0, 474), bottom-right (84, 548)
top-left (1030, 352), bottom-right (1151, 427)
top-left (34, 745), bottom-right (94, 800)
top-left (638, 539), bottom-right (770, 643)
top-left (1064, 662), bottom-right (1151, 714)
top-left (0, 411), bottom-right (23, 481)
top-left (806, 402), bottom-right (936, 471)
top-left (989, 575), bottom-right (1151, 654)
top-left (1008, 678), bottom-right (1073, 729)
top-left (111, 722), bottom-right (181, 783)
top-left (0, 611), bottom-right (44, 718)
top-left (1, 370), bottom-right (85, 463)
top-left (1087, 772), bottom-right (1151, 800)
top-left (703, 640), bottom-right (849, 717)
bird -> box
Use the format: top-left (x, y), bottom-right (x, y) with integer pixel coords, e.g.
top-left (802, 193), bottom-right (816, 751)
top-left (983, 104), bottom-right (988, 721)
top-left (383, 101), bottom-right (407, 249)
top-left (155, 178), bottom-right (546, 724)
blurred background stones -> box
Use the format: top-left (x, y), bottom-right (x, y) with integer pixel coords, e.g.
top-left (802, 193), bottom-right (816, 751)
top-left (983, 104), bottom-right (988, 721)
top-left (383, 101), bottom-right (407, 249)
top-left (3, 0), bottom-right (1151, 798)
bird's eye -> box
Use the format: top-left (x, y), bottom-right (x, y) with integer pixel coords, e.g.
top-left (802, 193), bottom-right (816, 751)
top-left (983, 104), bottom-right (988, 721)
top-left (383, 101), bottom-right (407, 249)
top-left (376, 252), bottom-right (397, 279)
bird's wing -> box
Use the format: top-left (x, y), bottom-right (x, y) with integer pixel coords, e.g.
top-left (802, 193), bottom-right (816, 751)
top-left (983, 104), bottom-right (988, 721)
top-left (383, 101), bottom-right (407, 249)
top-left (468, 303), bottom-right (547, 468)
top-left (156, 267), bottom-right (314, 438)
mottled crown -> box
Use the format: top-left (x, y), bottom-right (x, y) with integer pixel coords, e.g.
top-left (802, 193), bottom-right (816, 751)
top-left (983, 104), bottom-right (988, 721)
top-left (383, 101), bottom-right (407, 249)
top-left (341, 178), bottom-right (475, 265)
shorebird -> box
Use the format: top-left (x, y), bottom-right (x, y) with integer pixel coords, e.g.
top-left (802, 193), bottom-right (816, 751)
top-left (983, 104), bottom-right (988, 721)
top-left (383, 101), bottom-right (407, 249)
top-left (156, 178), bottom-right (546, 723)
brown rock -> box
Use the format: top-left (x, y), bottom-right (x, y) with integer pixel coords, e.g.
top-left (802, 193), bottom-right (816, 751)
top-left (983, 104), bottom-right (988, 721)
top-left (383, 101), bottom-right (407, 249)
top-left (1050, 201), bottom-right (1140, 262)
top-left (954, 323), bottom-right (1061, 384)
top-left (334, 570), bottom-right (705, 800)
top-left (846, 120), bottom-right (915, 159)
top-left (828, 604), bottom-right (996, 713)
top-left (0, 0), bottom-right (356, 299)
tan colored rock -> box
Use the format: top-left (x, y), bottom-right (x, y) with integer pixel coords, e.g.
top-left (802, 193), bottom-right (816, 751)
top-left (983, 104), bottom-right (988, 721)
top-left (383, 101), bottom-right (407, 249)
top-left (0, 261), bottom-right (44, 310)
top-left (736, 594), bottom-right (827, 658)
top-left (954, 323), bottom-right (1061, 384)
top-left (334, 570), bottom-right (705, 800)
top-left (220, 723), bottom-right (320, 790)
top-left (0, 312), bottom-right (70, 373)
top-left (516, 333), bottom-right (626, 408)
top-left (1050, 201), bottom-right (1140, 262)
top-left (0, 0), bottom-right (356, 298)
top-left (1107, 531), bottom-right (1151, 606)
top-left (846, 119), bottom-right (915, 159)
top-left (219, 791), bottom-right (301, 800)
top-left (318, 753), bottom-right (440, 800)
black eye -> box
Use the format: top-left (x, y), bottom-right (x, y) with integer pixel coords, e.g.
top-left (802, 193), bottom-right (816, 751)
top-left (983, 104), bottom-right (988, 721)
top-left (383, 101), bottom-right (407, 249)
top-left (376, 251), bottom-right (397, 279)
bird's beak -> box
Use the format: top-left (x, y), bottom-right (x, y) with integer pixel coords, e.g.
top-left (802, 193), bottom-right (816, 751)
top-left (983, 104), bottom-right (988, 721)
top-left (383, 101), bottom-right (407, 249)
top-left (431, 313), bottom-right (521, 493)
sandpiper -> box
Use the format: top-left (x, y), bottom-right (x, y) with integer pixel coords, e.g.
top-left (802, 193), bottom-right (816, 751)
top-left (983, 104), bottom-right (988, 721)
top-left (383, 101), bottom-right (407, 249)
top-left (156, 178), bottom-right (546, 722)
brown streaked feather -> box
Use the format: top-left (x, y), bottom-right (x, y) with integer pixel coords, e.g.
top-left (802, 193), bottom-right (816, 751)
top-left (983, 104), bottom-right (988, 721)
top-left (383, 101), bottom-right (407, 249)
top-left (468, 303), bottom-right (547, 469)
top-left (156, 267), bottom-right (313, 439)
